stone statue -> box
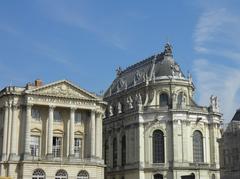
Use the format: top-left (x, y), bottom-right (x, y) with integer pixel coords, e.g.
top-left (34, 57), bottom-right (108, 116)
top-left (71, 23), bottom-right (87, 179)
top-left (118, 102), bottom-right (122, 114)
top-left (210, 95), bottom-right (219, 112)
top-left (164, 43), bottom-right (173, 56)
top-left (127, 96), bottom-right (133, 109)
top-left (109, 105), bottom-right (113, 116)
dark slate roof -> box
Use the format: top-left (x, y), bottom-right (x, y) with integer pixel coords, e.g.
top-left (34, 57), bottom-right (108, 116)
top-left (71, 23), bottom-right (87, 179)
top-left (232, 109), bottom-right (240, 121)
top-left (104, 43), bottom-right (185, 97)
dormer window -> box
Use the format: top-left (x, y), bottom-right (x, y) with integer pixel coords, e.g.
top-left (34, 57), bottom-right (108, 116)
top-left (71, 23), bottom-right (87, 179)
top-left (160, 93), bottom-right (169, 107)
top-left (54, 110), bottom-right (62, 122)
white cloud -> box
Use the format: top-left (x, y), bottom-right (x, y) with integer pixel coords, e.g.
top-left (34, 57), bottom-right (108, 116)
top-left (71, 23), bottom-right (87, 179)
top-left (193, 59), bottom-right (240, 122)
top-left (193, 8), bottom-right (240, 123)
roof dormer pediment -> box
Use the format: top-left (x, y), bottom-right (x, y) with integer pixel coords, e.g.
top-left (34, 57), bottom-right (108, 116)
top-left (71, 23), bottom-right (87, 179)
top-left (26, 80), bottom-right (98, 100)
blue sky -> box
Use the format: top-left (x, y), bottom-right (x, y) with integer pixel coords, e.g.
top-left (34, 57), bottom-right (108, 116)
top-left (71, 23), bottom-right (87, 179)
top-left (0, 0), bottom-right (240, 122)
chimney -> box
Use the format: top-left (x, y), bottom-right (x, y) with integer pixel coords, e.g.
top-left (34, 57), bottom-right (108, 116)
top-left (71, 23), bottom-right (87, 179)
top-left (35, 79), bottom-right (43, 87)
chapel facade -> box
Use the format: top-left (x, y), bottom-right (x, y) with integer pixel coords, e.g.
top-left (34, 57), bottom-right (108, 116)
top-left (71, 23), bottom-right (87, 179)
top-left (0, 79), bottom-right (106, 179)
top-left (103, 44), bottom-right (222, 179)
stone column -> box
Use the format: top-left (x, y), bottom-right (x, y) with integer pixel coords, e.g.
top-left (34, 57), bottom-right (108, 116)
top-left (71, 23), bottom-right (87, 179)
top-left (95, 112), bottom-right (103, 159)
top-left (9, 104), bottom-right (19, 160)
top-left (90, 110), bottom-right (96, 158)
top-left (2, 104), bottom-right (9, 161)
top-left (69, 107), bottom-right (75, 158)
top-left (47, 105), bottom-right (54, 158)
top-left (23, 104), bottom-right (32, 159)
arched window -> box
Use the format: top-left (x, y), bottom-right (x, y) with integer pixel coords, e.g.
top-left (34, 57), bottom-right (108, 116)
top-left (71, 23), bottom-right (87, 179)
top-left (160, 93), bottom-right (169, 107)
top-left (113, 137), bottom-right (118, 167)
top-left (153, 130), bottom-right (164, 163)
top-left (32, 169), bottom-right (45, 179)
top-left (122, 135), bottom-right (126, 166)
top-left (212, 174), bottom-right (215, 179)
top-left (193, 130), bottom-right (204, 163)
top-left (154, 174), bottom-right (163, 179)
top-left (55, 169), bottom-right (68, 179)
top-left (77, 170), bottom-right (89, 179)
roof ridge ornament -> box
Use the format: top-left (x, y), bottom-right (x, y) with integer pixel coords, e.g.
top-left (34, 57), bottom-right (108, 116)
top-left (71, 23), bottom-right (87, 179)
top-left (164, 43), bottom-right (173, 56)
top-left (116, 66), bottom-right (122, 77)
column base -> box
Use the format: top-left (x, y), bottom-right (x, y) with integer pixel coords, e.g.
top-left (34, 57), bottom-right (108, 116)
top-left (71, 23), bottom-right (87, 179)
top-left (9, 153), bottom-right (20, 161)
top-left (1, 154), bottom-right (6, 161)
top-left (46, 153), bottom-right (53, 160)
top-left (22, 153), bottom-right (32, 160)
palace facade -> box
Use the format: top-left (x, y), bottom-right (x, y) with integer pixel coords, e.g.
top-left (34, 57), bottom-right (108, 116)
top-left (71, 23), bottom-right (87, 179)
top-left (103, 44), bottom-right (222, 179)
top-left (0, 80), bottom-right (106, 179)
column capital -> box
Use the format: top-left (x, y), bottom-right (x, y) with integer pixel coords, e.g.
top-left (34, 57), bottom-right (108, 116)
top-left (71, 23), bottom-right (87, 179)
top-left (49, 105), bottom-right (56, 110)
top-left (70, 107), bottom-right (77, 112)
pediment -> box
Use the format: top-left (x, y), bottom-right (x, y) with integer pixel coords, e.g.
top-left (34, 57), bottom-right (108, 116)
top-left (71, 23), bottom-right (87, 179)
top-left (26, 80), bottom-right (97, 100)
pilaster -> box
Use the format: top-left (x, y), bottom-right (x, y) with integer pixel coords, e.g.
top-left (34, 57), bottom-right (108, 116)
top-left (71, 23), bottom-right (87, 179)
top-left (2, 103), bottom-right (9, 161)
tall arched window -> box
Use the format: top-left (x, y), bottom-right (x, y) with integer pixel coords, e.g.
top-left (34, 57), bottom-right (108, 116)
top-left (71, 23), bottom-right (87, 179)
top-left (153, 130), bottom-right (164, 163)
top-left (122, 135), bottom-right (126, 166)
top-left (113, 138), bottom-right (118, 167)
top-left (154, 174), bottom-right (163, 179)
top-left (32, 169), bottom-right (45, 179)
top-left (77, 170), bottom-right (89, 179)
top-left (160, 93), bottom-right (169, 107)
top-left (193, 130), bottom-right (204, 163)
top-left (55, 169), bottom-right (68, 179)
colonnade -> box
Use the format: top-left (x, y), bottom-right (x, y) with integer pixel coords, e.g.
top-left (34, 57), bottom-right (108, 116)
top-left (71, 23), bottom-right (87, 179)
top-left (1, 102), bottom-right (103, 161)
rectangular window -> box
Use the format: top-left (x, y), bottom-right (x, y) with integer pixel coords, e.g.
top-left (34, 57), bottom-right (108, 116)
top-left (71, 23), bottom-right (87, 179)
top-left (53, 137), bottom-right (62, 158)
top-left (31, 108), bottom-right (41, 121)
top-left (75, 112), bottom-right (81, 124)
top-left (30, 136), bottom-right (40, 157)
top-left (54, 111), bottom-right (62, 122)
top-left (74, 138), bottom-right (82, 158)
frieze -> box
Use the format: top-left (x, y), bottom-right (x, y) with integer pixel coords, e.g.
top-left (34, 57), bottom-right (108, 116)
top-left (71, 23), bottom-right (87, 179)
top-left (26, 95), bottom-right (96, 108)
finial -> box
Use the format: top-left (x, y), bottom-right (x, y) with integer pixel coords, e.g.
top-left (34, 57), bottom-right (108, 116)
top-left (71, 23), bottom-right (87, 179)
top-left (164, 43), bottom-right (173, 56)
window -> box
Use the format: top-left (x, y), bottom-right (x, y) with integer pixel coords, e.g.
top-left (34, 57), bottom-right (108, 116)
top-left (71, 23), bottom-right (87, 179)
top-left (30, 136), bottom-right (40, 157)
top-left (32, 169), bottom-right (45, 179)
top-left (154, 174), bottom-right (163, 179)
top-left (160, 93), bottom-right (169, 107)
top-left (32, 108), bottom-right (41, 121)
top-left (122, 135), bottom-right (126, 166)
top-left (113, 137), bottom-right (118, 167)
top-left (54, 111), bottom-right (62, 122)
top-left (105, 140), bottom-right (109, 165)
top-left (212, 174), bottom-right (215, 179)
top-left (77, 170), bottom-right (89, 179)
top-left (193, 130), bottom-right (204, 163)
top-left (53, 137), bottom-right (62, 158)
top-left (55, 169), bottom-right (68, 179)
top-left (153, 130), bottom-right (164, 163)
top-left (75, 112), bottom-right (81, 123)
top-left (74, 138), bottom-right (82, 158)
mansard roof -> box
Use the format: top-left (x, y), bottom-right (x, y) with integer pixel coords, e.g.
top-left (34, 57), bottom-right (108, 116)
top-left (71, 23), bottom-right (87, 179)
top-left (232, 109), bottom-right (240, 121)
top-left (104, 43), bottom-right (185, 97)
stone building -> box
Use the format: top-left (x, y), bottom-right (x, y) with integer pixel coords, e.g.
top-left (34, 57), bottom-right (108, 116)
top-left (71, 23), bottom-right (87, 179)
top-left (219, 109), bottom-right (240, 179)
top-left (103, 44), bottom-right (222, 179)
top-left (0, 79), bottom-right (106, 179)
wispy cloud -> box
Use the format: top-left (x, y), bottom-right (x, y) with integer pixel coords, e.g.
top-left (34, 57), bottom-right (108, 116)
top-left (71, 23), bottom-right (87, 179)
top-left (37, 1), bottom-right (129, 50)
top-left (193, 7), bottom-right (240, 122)
top-left (193, 59), bottom-right (240, 121)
